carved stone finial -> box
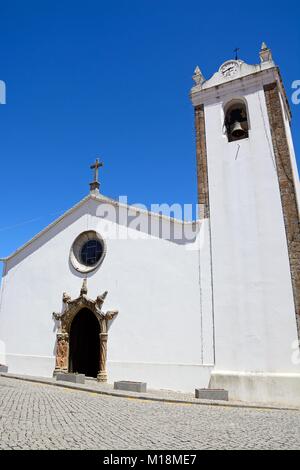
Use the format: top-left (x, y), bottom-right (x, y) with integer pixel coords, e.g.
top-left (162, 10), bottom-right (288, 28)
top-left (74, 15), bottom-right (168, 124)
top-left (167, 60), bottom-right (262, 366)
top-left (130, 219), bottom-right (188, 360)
top-left (105, 310), bottom-right (119, 321)
top-left (53, 312), bottom-right (62, 321)
top-left (80, 278), bottom-right (88, 296)
top-left (192, 66), bottom-right (205, 86)
top-left (63, 292), bottom-right (71, 303)
top-left (260, 42), bottom-right (272, 63)
top-left (96, 291), bottom-right (108, 308)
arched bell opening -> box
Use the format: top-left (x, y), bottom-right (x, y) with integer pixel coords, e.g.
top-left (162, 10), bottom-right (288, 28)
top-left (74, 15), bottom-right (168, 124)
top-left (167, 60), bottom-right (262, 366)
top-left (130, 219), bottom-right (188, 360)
top-left (224, 99), bottom-right (249, 142)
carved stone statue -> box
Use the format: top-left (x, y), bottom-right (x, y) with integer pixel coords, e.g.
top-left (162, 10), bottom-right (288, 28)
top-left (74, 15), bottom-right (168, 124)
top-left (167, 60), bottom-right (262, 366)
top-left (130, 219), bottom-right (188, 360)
top-left (55, 334), bottom-right (69, 371)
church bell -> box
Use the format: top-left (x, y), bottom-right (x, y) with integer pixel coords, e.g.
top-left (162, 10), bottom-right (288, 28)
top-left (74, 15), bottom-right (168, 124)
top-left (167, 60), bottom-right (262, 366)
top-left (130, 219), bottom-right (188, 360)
top-left (230, 121), bottom-right (246, 139)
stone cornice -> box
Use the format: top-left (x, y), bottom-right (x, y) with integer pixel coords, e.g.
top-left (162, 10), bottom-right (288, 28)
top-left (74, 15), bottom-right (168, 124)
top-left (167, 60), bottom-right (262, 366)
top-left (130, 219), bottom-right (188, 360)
top-left (190, 66), bottom-right (291, 122)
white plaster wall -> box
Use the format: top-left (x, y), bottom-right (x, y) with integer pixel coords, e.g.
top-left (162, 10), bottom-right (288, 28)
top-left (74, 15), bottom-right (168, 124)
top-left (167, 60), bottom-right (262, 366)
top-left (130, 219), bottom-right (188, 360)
top-left (0, 198), bottom-right (214, 391)
top-left (204, 81), bottom-right (300, 375)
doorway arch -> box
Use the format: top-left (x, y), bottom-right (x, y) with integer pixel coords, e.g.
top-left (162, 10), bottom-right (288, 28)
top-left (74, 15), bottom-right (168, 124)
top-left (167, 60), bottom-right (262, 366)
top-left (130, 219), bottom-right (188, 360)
top-left (69, 308), bottom-right (100, 378)
top-left (53, 279), bottom-right (119, 382)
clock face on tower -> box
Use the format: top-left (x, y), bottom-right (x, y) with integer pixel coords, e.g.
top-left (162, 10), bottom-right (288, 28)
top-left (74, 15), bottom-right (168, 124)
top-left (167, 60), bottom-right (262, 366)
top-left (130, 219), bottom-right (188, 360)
top-left (220, 60), bottom-right (239, 78)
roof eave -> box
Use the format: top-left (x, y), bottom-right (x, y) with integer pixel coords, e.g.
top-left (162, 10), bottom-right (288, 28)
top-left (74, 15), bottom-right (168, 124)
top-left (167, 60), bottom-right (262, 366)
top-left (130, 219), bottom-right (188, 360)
top-left (1, 192), bottom-right (202, 262)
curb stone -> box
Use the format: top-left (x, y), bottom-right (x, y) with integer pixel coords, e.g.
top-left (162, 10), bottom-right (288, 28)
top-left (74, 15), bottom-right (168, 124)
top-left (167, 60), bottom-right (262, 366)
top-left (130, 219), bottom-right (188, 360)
top-left (0, 373), bottom-right (299, 412)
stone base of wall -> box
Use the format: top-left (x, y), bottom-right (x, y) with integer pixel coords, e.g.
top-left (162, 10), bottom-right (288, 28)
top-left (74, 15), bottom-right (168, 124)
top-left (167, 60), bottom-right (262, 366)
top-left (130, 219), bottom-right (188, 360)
top-left (4, 353), bottom-right (55, 378)
top-left (210, 370), bottom-right (300, 407)
top-left (108, 361), bottom-right (213, 393)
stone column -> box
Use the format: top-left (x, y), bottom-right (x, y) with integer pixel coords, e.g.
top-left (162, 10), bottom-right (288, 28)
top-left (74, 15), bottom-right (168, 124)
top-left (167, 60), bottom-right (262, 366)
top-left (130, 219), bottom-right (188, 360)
top-left (97, 333), bottom-right (108, 382)
top-left (54, 333), bottom-right (69, 375)
top-left (264, 82), bottom-right (300, 339)
top-left (194, 104), bottom-right (210, 219)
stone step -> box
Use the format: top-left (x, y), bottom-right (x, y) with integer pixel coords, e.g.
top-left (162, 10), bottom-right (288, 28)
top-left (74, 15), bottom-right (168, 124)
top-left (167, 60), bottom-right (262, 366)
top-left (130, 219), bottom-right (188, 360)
top-left (114, 381), bottom-right (147, 393)
top-left (56, 373), bottom-right (85, 384)
top-left (195, 388), bottom-right (229, 401)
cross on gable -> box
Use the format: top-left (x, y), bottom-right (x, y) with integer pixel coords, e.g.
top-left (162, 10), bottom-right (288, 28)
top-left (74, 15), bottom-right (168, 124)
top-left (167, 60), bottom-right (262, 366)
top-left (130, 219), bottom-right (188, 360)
top-left (90, 158), bottom-right (103, 192)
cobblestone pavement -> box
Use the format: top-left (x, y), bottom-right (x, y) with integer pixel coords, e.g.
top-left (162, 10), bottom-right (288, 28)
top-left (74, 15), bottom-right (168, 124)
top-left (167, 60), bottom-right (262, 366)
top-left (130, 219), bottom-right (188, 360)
top-left (0, 376), bottom-right (299, 450)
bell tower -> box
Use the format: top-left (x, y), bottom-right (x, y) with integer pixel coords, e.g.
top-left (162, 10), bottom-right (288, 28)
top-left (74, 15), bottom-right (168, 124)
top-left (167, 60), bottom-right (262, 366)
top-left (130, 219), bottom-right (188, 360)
top-left (190, 44), bottom-right (300, 403)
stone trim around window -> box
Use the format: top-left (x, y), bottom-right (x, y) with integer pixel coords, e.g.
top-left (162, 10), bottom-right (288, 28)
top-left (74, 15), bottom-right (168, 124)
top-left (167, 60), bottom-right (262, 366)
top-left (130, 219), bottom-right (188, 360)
top-left (69, 230), bottom-right (107, 274)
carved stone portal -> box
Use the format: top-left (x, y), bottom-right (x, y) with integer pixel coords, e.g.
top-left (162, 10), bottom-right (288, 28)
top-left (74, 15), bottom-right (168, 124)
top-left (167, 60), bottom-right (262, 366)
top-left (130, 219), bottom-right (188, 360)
top-left (53, 279), bottom-right (118, 382)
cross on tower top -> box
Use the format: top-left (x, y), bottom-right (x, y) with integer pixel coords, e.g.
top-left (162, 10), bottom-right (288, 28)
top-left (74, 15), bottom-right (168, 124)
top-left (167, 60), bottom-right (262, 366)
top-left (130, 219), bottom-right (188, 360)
top-left (90, 158), bottom-right (103, 193)
top-left (234, 47), bottom-right (240, 60)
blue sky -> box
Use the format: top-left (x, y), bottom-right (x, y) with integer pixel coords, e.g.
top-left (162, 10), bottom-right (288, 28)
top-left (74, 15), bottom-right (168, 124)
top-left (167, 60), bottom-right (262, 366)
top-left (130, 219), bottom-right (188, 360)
top-left (0, 0), bottom-right (299, 262)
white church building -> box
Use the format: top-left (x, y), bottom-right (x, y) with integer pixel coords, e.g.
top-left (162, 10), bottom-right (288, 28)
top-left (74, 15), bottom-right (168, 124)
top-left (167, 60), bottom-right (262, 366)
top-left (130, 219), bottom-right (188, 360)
top-left (1, 43), bottom-right (299, 406)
